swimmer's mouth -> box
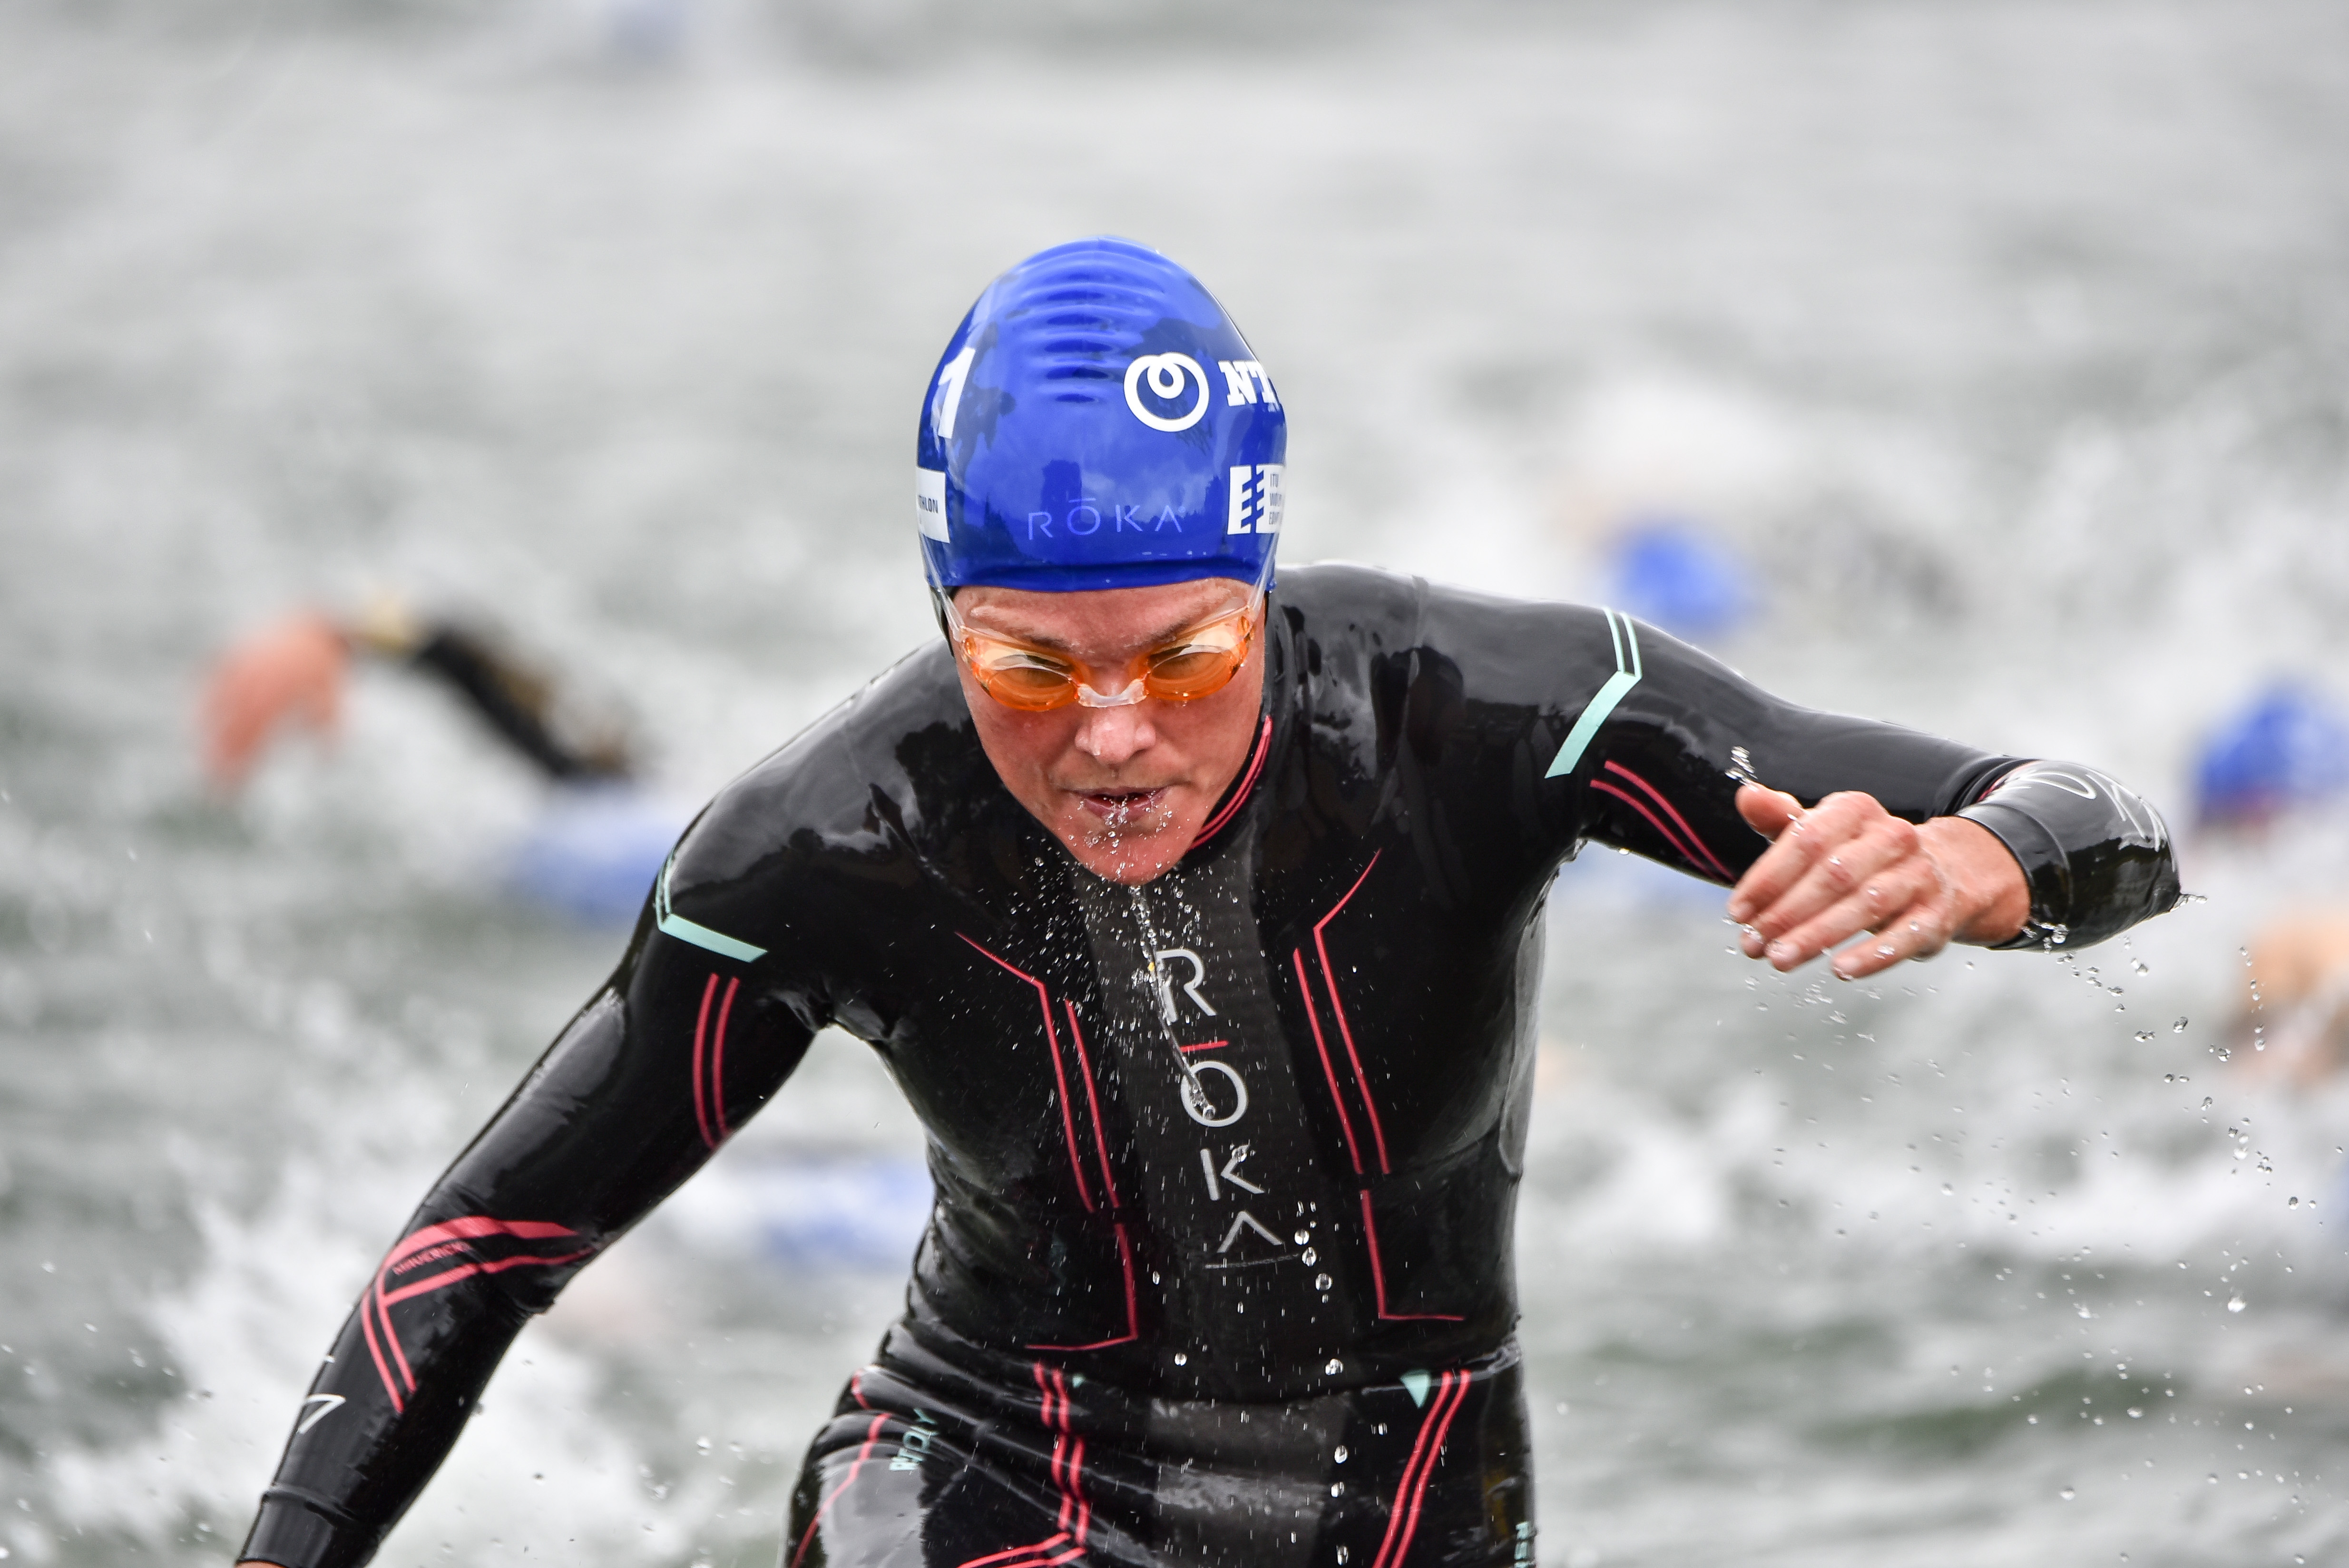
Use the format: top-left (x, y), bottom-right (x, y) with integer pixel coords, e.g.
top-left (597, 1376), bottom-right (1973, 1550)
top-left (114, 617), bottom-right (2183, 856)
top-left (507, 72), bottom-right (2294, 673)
top-left (1076, 787), bottom-right (1168, 823)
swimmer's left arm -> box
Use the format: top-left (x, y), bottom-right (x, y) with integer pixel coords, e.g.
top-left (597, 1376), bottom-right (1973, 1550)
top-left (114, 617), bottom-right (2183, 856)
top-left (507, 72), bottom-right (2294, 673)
top-left (1488, 598), bottom-right (2179, 970)
top-left (1725, 784), bottom-right (2028, 980)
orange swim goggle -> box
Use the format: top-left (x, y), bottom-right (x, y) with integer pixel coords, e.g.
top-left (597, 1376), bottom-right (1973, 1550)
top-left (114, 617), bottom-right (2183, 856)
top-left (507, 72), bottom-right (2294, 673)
top-left (941, 588), bottom-right (1264, 713)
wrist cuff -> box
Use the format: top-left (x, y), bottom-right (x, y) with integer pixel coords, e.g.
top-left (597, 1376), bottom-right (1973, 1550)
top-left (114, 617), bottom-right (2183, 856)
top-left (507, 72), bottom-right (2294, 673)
top-left (1956, 799), bottom-right (2073, 950)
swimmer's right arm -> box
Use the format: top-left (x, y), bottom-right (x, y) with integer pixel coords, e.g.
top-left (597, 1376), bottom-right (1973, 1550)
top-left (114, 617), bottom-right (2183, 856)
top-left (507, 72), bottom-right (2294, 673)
top-left (234, 834), bottom-right (822, 1568)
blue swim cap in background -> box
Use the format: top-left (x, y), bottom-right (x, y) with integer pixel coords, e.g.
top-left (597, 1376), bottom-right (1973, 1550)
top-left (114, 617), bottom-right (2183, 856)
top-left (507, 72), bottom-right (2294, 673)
top-left (1605, 515), bottom-right (1752, 640)
top-left (915, 236), bottom-right (1285, 595)
top-left (2192, 681), bottom-right (2349, 827)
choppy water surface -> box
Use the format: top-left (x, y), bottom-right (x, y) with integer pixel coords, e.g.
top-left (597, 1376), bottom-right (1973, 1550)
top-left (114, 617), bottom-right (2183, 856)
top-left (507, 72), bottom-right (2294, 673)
top-left (5, 2), bottom-right (2349, 1563)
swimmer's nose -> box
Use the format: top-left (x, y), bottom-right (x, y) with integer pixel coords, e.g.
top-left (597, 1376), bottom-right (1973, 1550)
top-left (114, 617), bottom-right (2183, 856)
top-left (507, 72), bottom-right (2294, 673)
top-left (1074, 702), bottom-right (1156, 766)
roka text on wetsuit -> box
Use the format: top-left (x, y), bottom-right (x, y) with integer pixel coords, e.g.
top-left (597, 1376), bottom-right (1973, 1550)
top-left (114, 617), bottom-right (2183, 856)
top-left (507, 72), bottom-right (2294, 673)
top-left (239, 562), bottom-right (2179, 1568)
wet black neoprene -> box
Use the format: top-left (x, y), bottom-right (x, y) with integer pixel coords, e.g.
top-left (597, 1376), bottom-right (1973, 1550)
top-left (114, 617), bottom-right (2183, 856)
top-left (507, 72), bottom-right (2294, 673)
top-left (241, 566), bottom-right (2179, 1568)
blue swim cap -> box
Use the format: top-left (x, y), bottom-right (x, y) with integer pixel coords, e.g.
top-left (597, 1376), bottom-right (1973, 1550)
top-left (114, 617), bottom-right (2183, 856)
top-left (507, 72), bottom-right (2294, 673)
top-left (915, 237), bottom-right (1285, 594)
top-left (2193, 680), bottom-right (2349, 827)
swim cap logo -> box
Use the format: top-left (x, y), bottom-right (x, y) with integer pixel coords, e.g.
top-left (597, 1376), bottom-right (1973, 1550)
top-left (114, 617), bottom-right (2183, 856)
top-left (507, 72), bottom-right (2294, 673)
top-left (1123, 353), bottom-right (1211, 432)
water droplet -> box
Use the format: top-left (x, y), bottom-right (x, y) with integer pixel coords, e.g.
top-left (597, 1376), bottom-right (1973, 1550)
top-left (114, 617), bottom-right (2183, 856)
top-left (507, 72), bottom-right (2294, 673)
top-left (2227, 1296), bottom-right (2247, 1313)
top-left (2059, 1487), bottom-right (2075, 1501)
top-left (1173, 1352), bottom-right (1188, 1365)
top-left (2173, 1017), bottom-right (2188, 1032)
top-left (1333, 1445), bottom-right (1349, 1462)
top-left (1301, 1248), bottom-right (1318, 1265)
top-left (1941, 1183), bottom-right (1954, 1196)
top-left (2127, 1407), bottom-right (2143, 1418)
top-left (1329, 1481), bottom-right (1346, 1497)
top-left (1326, 1358), bottom-right (1344, 1374)
top-left (1314, 1274), bottom-right (1333, 1291)
top-left (2289, 1196), bottom-right (2300, 1208)
top-left (1294, 1230), bottom-right (1311, 1245)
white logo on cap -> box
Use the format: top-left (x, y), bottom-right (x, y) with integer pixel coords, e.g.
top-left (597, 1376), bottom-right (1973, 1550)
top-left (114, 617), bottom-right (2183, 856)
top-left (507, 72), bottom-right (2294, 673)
top-left (1226, 463), bottom-right (1284, 534)
top-left (1124, 353), bottom-right (1211, 432)
top-left (914, 468), bottom-right (949, 542)
top-left (930, 347), bottom-right (974, 440)
top-left (1217, 359), bottom-right (1280, 408)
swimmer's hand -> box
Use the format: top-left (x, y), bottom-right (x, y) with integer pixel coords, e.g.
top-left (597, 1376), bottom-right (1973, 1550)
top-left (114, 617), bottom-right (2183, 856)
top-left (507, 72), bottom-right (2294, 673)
top-left (1725, 784), bottom-right (2028, 980)
top-left (200, 611), bottom-right (349, 791)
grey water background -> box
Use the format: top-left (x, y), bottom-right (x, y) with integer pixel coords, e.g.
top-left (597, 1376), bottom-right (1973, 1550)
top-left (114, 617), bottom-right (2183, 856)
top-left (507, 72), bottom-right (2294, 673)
top-left (5, 0), bottom-right (2349, 1562)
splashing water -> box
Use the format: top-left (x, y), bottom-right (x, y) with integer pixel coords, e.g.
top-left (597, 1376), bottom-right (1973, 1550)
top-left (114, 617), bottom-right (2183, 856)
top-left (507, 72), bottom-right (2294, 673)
top-left (4, 2), bottom-right (2348, 1566)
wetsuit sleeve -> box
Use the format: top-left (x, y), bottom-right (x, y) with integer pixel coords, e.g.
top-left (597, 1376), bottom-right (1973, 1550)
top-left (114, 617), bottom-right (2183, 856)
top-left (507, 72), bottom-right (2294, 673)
top-left (236, 895), bottom-right (819, 1568)
top-left (1522, 604), bottom-right (2179, 948)
top-left (403, 624), bottom-right (633, 782)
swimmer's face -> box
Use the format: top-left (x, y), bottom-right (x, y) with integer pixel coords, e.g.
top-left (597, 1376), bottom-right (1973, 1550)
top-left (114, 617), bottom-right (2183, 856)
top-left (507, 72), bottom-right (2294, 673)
top-left (950, 578), bottom-right (1266, 886)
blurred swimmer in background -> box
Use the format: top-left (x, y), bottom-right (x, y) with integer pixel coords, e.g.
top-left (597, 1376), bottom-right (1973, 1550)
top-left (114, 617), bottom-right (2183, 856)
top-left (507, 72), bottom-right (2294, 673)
top-left (202, 598), bottom-right (684, 923)
top-left (203, 596), bottom-right (634, 790)
top-left (2194, 681), bottom-right (2349, 1084)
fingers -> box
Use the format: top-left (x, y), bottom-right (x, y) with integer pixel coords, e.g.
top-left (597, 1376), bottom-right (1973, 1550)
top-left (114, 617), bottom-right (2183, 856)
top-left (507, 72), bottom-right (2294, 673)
top-left (1763, 856), bottom-right (1958, 979)
top-left (1728, 791), bottom-right (1958, 977)
top-left (1724, 785), bottom-right (1817, 928)
top-left (1733, 783), bottom-right (1805, 842)
top-left (1754, 810), bottom-right (1919, 946)
top-left (1727, 789), bottom-right (1890, 930)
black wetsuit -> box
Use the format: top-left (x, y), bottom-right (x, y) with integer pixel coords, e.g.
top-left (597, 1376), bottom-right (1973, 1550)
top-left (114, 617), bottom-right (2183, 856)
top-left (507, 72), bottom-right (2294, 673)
top-left (240, 566), bottom-right (2178, 1568)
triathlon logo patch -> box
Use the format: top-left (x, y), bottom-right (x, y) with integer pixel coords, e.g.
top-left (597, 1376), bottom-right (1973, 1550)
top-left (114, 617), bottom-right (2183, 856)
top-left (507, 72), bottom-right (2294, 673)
top-left (1226, 464), bottom-right (1286, 535)
top-left (914, 468), bottom-right (949, 541)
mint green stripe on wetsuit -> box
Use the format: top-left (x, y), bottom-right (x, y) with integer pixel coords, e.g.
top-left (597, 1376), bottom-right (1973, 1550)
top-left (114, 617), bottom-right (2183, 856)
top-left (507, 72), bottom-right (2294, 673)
top-left (654, 856), bottom-right (766, 963)
top-left (1546, 606), bottom-right (1641, 779)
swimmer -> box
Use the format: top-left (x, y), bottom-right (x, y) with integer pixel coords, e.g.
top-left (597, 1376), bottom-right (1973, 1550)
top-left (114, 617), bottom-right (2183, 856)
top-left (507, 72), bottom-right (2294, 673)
top-left (236, 239), bottom-right (2179, 1568)
top-left (201, 593), bottom-right (633, 791)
